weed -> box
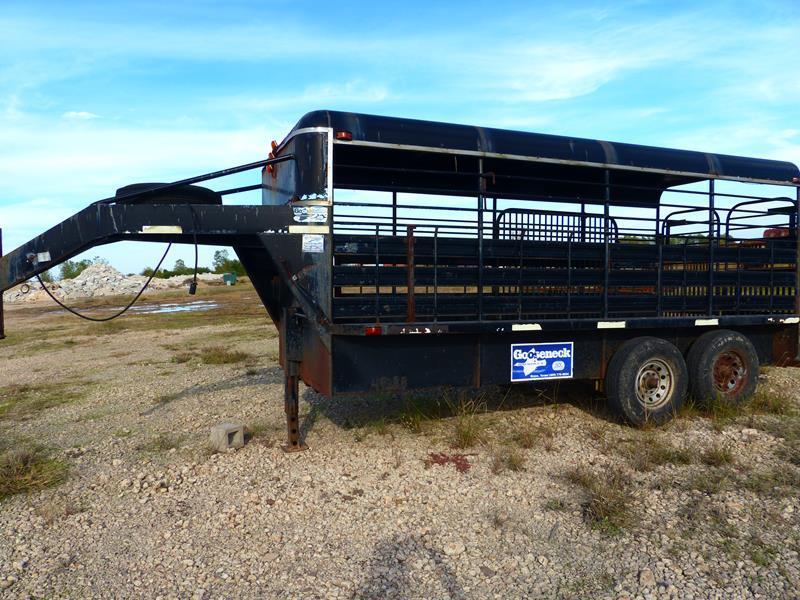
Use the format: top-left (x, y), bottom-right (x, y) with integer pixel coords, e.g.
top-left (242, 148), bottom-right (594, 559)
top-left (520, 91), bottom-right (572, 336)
top-left (683, 469), bottom-right (733, 495)
top-left (199, 346), bottom-right (253, 365)
top-left (138, 432), bottom-right (182, 453)
top-left (566, 465), bottom-right (633, 533)
top-left (0, 445), bottom-right (68, 499)
top-left (700, 444), bottom-right (734, 467)
top-left (153, 393), bottom-right (180, 408)
top-left (513, 421), bottom-right (555, 450)
top-left (740, 467), bottom-right (800, 498)
top-left (171, 352), bottom-right (195, 364)
top-left (491, 447), bottom-right (525, 474)
top-left (748, 389), bottom-right (796, 416)
top-left (424, 452), bottom-right (471, 473)
top-left (113, 428), bottom-right (133, 438)
top-left (625, 433), bottom-right (693, 472)
top-left (448, 393), bottom-right (486, 449)
top-left (37, 499), bottom-right (86, 524)
top-left (544, 498), bottom-right (568, 511)
top-left (0, 382), bottom-right (86, 421)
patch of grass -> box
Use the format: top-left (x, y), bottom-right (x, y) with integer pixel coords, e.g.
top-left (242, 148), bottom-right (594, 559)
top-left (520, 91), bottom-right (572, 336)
top-left (683, 468), bottom-right (733, 495)
top-left (513, 421), bottom-right (556, 450)
top-left (625, 433), bottom-right (694, 472)
top-left (491, 447), bottom-right (526, 474)
top-left (544, 498), bottom-right (568, 511)
top-left (113, 428), bottom-right (133, 438)
top-left (137, 432), bottom-right (183, 453)
top-left (0, 444), bottom-right (68, 500)
top-left (700, 444), bottom-right (734, 467)
top-left (36, 498), bottom-right (86, 524)
top-left (739, 467), bottom-right (800, 498)
top-left (90, 321), bottom-right (127, 336)
top-left (749, 389), bottom-right (796, 416)
top-left (448, 394), bottom-right (486, 449)
top-left (153, 393), bottom-right (179, 407)
top-left (171, 351), bottom-right (195, 364)
top-left (199, 346), bottom-right (253, 365)
top-left (566, 465), bottom-right (634, 534)
top-left (0, 382), bottom-right (86, 421)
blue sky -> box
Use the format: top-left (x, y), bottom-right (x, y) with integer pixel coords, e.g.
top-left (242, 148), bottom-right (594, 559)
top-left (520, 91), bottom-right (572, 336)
top-left (1, 0), bottom-right (798, 274)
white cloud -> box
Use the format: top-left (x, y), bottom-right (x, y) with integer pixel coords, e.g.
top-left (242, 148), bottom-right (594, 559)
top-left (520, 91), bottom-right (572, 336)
top-left (62, 110), bottom-right (99, 120)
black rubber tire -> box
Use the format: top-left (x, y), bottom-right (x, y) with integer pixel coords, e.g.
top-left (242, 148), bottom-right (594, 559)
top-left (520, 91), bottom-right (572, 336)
top-left (115, 183), bottom-right (222, 205)
top-left (686, 329), bottom-right (759, 405)
top-left (605, 336), bottom-right (688, 426)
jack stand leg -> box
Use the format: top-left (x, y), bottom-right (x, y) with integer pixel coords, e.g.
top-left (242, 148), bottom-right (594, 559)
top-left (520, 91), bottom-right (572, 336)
top-left (282, 361), bottom-right (308, 453)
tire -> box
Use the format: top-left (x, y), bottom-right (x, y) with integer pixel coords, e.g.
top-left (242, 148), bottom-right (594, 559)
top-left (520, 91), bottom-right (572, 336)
top-left (686, 330), bottom-right (758, 405)
top-left (605, 336), bottom-right (688, 426)
top-left (115, 183), bottom-right (222, 205)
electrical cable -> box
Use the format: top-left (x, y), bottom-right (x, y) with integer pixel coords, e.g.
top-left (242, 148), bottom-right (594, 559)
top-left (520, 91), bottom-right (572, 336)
top-left (34, 243), bottom-right (172, 322)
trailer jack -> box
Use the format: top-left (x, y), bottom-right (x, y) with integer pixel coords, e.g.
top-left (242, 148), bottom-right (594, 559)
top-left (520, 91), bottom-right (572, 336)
top-left (282, 360), bottom-right (307, 452)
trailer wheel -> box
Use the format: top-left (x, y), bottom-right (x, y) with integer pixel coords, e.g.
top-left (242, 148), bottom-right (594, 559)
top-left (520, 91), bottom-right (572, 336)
top-left (605, 337), bottom-right (687, 426)
top-left (686, 330), bottom-right (758, 404)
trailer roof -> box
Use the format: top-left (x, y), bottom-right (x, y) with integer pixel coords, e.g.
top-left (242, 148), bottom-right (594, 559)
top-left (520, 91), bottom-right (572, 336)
top-left (294, 110), bottom-right (799, 187)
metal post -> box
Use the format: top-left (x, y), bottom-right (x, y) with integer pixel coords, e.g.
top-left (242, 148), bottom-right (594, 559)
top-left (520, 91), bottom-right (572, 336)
top-left (478, 159), bottom-right (485, 321)
top-left (603, 171), bottom-right (611, 318)
top-left (406, 225), bottom-right (416, 323)
top-left (795, 185), bottom-right (800, 316)
top-left (392, 192), bottom-right (397, 236)
top-left (374, 225), bottom-right (380, 321)
top-left (656, 203), bottom-right (663, 317)
top-left (708, 179), bottom-right (715, 316)
top-left (433, 227), bottom-right (439, 322)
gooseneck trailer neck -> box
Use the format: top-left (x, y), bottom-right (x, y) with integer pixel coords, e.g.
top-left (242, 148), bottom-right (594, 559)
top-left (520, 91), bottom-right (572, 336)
top-left (2, 110), bottom-right (800, 448)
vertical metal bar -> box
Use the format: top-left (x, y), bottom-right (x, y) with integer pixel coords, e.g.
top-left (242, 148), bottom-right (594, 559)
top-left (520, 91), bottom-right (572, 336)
top-left (603, 171), bottom-right (610, 318)
top-left (656, 243), bottom-right (663, 317)
top-left (374, 225), bottom-right (380, 322)
top-left (567, 233), bottom-right (573, 318)
top-left (739, 245), bottom-right (745, 314)
top-left (517, 234), bottom-right (524, 320)
top-left (406, 225), bottom-right (416, 323)
top-left (795, 185), bottom-right (800, 316)
top-left (478, 159), bottom-right (485, 321)
top-left (433, 226), bottom-right (439, 322)
top-left (580, 203), bottom-right (586, 242)
top-left (682, 240), bottom-right (689, 313)
top-left (392, 192), bottom-right (397, 237)
top-left (492, 197), bottom-right (497, 239)
top-left (708, 179), bottom-right (715, 316)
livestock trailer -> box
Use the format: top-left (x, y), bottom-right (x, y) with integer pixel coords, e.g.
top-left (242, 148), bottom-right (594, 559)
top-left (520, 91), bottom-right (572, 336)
top-left (2, 111), bottom-right (800, 450)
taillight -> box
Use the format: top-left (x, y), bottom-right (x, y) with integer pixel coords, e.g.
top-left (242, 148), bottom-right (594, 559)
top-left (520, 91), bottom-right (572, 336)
top-left (364, 326), bottom-right (382, 336)
top-left (335, 130), bottom-right (353, 141)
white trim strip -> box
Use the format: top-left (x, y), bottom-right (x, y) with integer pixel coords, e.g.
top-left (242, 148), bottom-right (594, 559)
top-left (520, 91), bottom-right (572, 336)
top-left (783, 317), bottom-right (800, 324)
top-left (289, 225), bottom-right (329, 234)
top-left (142, 225), bottom-right (182, 234)
top-left (695, 318), bottom-right (719, 326)
top-left (338, 139), bottom-right (797, 188)
top-left (512, 323), bottom-right (542, 331)
top-left (598, 321), bottom-right (626, 329)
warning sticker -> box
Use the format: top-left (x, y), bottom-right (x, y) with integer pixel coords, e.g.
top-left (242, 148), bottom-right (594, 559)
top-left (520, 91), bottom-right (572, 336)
top-left (293, 206), bottom-right (328, 223)
top-left (510, 342), bottom-right (574, 382)
top-left (302, 234), bottom-right (325, 253)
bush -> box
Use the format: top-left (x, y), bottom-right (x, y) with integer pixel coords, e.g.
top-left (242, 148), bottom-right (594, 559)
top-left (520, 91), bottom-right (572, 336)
top-left (141, 258), bottom-right (212, 279)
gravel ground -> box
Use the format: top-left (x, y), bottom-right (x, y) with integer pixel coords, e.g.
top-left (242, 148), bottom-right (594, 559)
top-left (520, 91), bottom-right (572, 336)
top-left (0, 287), bottom-right (799, 599)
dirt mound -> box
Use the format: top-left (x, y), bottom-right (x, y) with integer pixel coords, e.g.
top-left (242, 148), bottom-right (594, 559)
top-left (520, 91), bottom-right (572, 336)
top-left (2, 263), bottom-right (223, 304)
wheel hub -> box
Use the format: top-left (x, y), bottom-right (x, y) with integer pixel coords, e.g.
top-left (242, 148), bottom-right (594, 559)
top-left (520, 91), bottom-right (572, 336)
top-left (713, 350), bottom-right (746, 395)
top-left (635, 359), bottom-right (674, 410)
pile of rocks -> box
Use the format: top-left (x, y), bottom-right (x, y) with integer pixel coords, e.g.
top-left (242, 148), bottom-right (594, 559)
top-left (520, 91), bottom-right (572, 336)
top-left (2, 262), bottom-right (224, 304)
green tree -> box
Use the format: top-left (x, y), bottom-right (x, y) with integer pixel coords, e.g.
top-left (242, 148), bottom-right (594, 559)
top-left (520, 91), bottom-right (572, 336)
top-left (60, 259), bottom-right (93, 279)
top-left (212, 249), bottom-right (245, 276)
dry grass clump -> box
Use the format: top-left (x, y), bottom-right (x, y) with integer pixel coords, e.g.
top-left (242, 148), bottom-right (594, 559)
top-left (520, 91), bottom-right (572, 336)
top-left (449, 394), bottom-right (486, 449)
top-left (137, 432), bottom-right (183, 453)
top-left (0, 444), bottom-right (68, 500)
top-left (490, 447), bottom-right (526, 474)
top-left (199, 346), bottom-right (253, 365)
top-left (699, 444), bottom-right (734, 467)
top-left (622, 433), bottom-right (693, 472)
top-left (566, 465), bottom-right (634, 534)
top-left (513, 421), bottom-right (556, 451)
top-left (0, 383), bottom-right (85, 421)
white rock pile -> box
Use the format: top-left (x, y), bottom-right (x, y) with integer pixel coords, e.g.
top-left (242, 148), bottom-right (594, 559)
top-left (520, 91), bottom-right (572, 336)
top-left (2, 262), bottom-right (224, 304)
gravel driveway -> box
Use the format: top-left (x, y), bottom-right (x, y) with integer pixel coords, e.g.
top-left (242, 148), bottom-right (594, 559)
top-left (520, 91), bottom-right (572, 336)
top-left (1, 287), bottom-right (798, 599)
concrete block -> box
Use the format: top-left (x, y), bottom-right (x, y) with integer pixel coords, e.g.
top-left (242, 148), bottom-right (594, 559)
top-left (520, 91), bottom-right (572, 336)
top-left (210, 422), bottom-right (245, 452)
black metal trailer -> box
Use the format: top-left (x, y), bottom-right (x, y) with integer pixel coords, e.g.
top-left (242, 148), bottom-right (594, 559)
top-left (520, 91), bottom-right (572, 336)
top-left (2, 111), bottom-right (800, 449)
